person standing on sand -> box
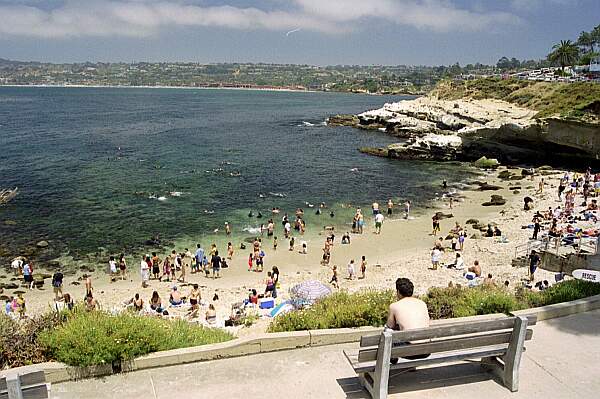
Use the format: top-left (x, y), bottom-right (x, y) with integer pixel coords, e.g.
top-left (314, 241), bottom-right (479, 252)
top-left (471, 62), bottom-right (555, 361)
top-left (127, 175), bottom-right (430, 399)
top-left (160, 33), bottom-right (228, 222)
top-left (347, 260), bottom-right (356, 280)
top-left (211, 250), bottom-right (222, 279)
top-left (529, 250), bottom-right (540, 282)
top-left (52, 270), bottom-right (64, 300)
top-left (119, 254), bottom-right (127, 280)
top-left (329, 265), bottom-right (339, 288)
top-left (387, 199), bottom-right (393, 216)
top-left (140, 256), bottom-right (150, 288)
top-left (109, 256), bottom-right (117, 282)
top-left (404, 200), bottom-right (411, 219)
top-left (194, 244), bottom-right (204, 274)
top-left (360, 256), bottom-right (367, 279)
top-left (431, 214), bottom-right (440, 235)
top-left (374, 212), bottom-right (384, 234)
top-left (178, 252), bottom-right (187, 283)
top-left (11, 257), bottom-right (23, 276)
top-left (151, 252), bottom-right (160, 280)
top-left (22, 261), bottom-right (34, 290)
top-left (431, 247), bottom-right (442, 270)
top-left (357, 210), bottom-right (364, 234)
top-left (227, 242), bottom-right (234, 260)
top-left (225, 222), bottom-right (231, 236)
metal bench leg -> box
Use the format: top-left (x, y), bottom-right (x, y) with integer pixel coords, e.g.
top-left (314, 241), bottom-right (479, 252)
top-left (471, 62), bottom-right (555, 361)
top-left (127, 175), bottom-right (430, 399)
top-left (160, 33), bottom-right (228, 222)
top-left (503, 316), bottom-right (528, 392)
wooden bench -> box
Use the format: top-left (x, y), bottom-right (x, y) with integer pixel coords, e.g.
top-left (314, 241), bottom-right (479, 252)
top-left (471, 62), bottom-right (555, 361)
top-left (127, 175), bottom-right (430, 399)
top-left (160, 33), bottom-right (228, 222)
top-left (0, 371), bottom-right (49, 399)
top-left (344, 315), bottom-right (536, 399)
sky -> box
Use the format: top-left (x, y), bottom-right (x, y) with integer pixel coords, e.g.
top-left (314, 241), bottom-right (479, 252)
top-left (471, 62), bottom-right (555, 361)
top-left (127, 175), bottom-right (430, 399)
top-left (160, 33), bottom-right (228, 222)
top-left (0, 0), bottom-right (598, 66)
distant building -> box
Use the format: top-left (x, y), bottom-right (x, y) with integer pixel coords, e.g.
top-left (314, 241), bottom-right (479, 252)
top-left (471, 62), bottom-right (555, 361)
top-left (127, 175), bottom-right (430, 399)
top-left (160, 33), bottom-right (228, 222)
top-left (591, 56), bottom-right (600, 75)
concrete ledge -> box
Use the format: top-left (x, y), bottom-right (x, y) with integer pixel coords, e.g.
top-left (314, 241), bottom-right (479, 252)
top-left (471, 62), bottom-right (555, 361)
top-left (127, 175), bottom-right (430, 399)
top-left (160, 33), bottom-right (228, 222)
top-left (511, 293), bottom-right (600, 321)
top-left (2, 297), bottom-right (598, 384)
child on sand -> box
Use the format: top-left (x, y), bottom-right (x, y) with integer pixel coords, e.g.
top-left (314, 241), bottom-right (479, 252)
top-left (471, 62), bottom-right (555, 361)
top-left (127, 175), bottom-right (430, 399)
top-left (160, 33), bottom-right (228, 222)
top-left (329, 265), bottom-right (339, 288)
top-left (248, 253), bottom-right (253, 271)
top-left (227, 242), bottom-right (234, 260)
top-left (431, 247), bottom-right (442, 270)
top-left (347, 259), bottom-right (356, 280)
top-left (289, 237), bottom-right (295, 251)
top-left (360, 256), bottom-right (367, 279)
top-left (273, 236), bottom-right (278, 250)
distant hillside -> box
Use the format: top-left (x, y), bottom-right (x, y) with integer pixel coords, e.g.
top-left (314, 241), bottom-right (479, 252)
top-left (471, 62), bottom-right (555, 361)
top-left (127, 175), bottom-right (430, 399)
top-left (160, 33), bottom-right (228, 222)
top-left (430, 78), bottom-right (600, 122)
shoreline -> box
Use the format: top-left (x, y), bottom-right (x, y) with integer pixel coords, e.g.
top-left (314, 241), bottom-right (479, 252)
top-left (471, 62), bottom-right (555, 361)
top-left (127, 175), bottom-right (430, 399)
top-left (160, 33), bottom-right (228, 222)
top-left (0, 84), bottom-right (418, 97)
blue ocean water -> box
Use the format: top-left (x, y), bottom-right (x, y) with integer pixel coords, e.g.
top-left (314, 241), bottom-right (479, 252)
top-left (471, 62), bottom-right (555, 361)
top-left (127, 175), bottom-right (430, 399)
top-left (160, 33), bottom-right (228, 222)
top-left (0, 87), bottom-right (471, 262)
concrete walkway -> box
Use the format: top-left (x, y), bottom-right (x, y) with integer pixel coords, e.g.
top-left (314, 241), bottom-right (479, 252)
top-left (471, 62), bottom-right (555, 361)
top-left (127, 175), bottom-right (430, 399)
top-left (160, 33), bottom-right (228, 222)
top-left (51, 310), bottom-right (600, 399)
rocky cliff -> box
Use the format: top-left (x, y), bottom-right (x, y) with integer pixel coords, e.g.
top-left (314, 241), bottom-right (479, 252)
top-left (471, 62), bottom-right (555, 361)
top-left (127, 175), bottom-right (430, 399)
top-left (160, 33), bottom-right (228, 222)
top-left (330, 93), bottom-right (600, 167)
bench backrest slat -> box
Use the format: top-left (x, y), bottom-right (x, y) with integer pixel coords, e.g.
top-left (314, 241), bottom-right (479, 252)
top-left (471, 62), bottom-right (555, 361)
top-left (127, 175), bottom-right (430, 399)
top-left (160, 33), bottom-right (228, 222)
top-left (360, 316), bottom-right (537, 347)
top-left (22, 385), bottom-right (48, 399)
top-left (358, 329), bottom-right (533, 362)
top-left (18, 372), bottom-right (45, 388)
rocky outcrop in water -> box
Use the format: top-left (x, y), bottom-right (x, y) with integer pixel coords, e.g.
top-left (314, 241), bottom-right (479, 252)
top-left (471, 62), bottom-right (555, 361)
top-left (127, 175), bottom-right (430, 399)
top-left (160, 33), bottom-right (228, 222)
top-left (334, 96), bottom-right (600, 167)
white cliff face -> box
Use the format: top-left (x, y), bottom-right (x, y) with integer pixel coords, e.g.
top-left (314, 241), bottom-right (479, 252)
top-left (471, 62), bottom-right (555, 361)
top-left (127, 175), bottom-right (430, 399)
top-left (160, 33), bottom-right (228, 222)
top-left (358, 97), bottom-right (538, 136)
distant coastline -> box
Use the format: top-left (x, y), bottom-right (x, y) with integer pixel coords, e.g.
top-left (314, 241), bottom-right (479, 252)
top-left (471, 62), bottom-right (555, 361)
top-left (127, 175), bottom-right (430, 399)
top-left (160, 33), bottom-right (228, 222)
top-left (0, 84), bottom-right (421, 96)
top-left (0, 83), bottom-right (321, 93)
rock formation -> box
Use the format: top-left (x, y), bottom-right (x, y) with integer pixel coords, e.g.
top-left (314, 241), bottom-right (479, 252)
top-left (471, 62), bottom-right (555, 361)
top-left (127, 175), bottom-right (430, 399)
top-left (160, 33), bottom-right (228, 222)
top-left (331, 95), bottom-right (600, 167)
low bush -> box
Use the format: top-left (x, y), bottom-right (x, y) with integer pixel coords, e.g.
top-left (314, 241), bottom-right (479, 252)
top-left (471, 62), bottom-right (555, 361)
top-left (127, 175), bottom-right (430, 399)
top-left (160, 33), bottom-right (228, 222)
top-left (268, 290), bottom-right (395, 332)
top-left (269, 280), bottom-right (600, 332)
top-left (424, 285), bottom-right (526, 319)
top-left (39, 311), bottom-right (234, 367)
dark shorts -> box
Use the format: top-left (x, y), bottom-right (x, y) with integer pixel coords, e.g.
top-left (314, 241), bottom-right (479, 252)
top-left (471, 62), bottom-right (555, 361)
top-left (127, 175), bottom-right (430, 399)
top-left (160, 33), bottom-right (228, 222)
top-left (24, 275), bottom-right (33, 283)
top-left (190, 299), bottom-right (198, 306)
top-left (391, 341), bottom-right (431, 363)
top-left (152, 266), bottom-right (160, 274)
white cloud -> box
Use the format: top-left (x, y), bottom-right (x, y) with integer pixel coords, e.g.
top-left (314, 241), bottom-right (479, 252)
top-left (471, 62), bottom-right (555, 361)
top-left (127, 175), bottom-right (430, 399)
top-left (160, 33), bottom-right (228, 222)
top-left (0, 0), bottom-right (522, 38)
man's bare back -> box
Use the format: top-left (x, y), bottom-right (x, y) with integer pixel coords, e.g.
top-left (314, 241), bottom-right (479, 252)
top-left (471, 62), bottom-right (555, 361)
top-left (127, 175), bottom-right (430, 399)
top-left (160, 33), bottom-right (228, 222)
top-left (387, 297), bottom-right (430, 331)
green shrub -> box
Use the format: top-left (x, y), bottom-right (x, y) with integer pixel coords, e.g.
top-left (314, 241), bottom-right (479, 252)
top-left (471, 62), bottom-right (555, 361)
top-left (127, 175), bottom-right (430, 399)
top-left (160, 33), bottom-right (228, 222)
top-left (424, 285), bottom-right (525, 319)
top-left (535, 279), bottom-right (600, 306)
top-left (268, 280), bottom-right (600, 332)
top-left (40, 311), bottom-right (233, 367)
top-left (268, 290), bottom-right (395, 332)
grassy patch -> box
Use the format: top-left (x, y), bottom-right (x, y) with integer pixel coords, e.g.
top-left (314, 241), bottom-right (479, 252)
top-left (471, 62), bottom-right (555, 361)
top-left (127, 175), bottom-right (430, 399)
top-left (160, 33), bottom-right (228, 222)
top-left (430, 78), bottom-right (600, 121)
top-left (39, 310), bottom-right (234, 367)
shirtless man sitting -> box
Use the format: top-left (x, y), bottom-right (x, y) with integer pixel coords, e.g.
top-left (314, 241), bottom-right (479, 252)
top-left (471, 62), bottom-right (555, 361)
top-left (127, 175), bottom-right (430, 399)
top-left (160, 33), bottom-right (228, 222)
top-left (385, 278), bottom-right (430, 363)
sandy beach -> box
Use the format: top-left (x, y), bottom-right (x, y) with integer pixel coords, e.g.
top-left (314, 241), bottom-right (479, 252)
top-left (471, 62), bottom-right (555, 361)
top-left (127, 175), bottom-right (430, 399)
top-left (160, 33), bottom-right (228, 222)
top-left (2, 166), bottom-right (566, 336)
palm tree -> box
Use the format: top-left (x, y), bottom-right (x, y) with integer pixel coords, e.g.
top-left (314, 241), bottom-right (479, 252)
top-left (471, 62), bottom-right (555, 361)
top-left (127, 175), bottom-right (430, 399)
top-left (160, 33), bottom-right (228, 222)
top-left (548, 40), bottom-right (580, 72)
top-left (577, 31), bottom-right (595, 53)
